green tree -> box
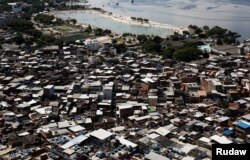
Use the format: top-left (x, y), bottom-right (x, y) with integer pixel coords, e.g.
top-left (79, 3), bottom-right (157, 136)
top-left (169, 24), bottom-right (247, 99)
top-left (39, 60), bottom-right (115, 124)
top-left (208, 26), bottom-right (227, 38)
top-left (113, 43), bottom-right (127, 53)
top-left (70, 19), bottom-right (77, 25)
top-left (7, 19), bottom-right (34, 32)
top-left (0, 4), bottom-right (11, 12)
top-left (122, 33), bottom-right (133, 37)
top-left (85, 25), bottom-right (92, 33)
top-left (34, 14), bottom-right (55, 25)
top-left (25, 38), bottom-right (34, 46)
top-left (216, 38), bottom-right (223, 45)
top-left (182, 30), bottom-right (190, 35)
top-left (14, 33), bottom-right (25, 45)
top-left (198, 34), bottom-right (207, 39)
top-left (94, 28), bottom-right (103, 36)
top-left (142, 40), bottom-right (161, 53)
top-left (32, 0), bottom-right (45, 12)
top-left (21, 12), bottom-right (32, 20)
top-left (188, 25), bottom-right (202, 34)
top-left (203, 25), bottom-right (209, 31)
top-left (188, 25), bottom-right (199, 30)
top-left (103, 29), bottom-right (111, 35)
top-left (203, 51), bottom-right (209, 58)
top-left (112, 39), bottom-right (117, 44)
top-left (173, 47), bottom-right (202, 62)
top-left (8, 19), bottom-right (43, 38)
top-left (153, 36), bottom-right (163, 43)
top-left (137, 35), bottom-right (148, 43)
top-left (163, 46), bottom-right (175, 59)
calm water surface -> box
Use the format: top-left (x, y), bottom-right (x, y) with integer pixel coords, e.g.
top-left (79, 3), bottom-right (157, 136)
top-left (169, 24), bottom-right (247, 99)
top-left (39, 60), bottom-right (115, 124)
top-left (63, 0), bottom-right (250, 39)
top-left (57, 11), bottom-right (174, 36)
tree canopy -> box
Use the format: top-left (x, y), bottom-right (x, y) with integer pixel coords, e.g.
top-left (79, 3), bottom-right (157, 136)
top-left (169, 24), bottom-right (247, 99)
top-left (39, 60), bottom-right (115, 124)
top-left (113, 43), bottom-right (127, 53)
top-left (34, 14), bottom-right (55, 25)
top-left (142, 40), bottom-right (161, 53)
top-left (173, 47), bottom-right (203, 62)
top-left (7, 19), bottom-right (34, 31)
top-left (163, 46), bottom-right (175, 59)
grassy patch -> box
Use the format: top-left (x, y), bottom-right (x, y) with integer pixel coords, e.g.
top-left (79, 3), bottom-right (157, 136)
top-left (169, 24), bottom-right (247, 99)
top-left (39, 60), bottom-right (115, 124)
top-left (148, 106), bottom-right (156, 113)
top-left (62, 33), bottom-right (94, 42)
top-left (116, 37), bottom-right (125, 44)
top-left (54, 25), bottom-right (80, 33)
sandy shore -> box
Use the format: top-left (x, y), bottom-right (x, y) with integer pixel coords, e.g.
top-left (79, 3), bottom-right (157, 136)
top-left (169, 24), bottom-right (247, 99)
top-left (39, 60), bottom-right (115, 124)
top-left (52, 9), bottom-right (188, 34)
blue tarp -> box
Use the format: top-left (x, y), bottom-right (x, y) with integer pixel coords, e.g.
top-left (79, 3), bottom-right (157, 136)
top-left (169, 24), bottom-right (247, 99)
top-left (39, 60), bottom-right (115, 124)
top-left (237, 121), bottom-right (250, 129)
top-left (223, 130), bottom-right (234, 136)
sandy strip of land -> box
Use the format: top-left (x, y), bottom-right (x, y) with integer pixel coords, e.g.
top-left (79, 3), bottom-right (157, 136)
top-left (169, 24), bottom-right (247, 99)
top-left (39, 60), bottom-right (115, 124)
top-left (51, 9), bottom-right (188, 34)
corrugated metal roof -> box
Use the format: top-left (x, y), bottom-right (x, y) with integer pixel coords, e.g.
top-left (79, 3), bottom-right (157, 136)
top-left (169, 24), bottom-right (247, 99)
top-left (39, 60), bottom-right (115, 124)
top-left (145, 151), bottom-right (170, 160)
top-left (61, 135), bottom-right (88, 149)
top-left (237, 120), bottom-right (250, 129)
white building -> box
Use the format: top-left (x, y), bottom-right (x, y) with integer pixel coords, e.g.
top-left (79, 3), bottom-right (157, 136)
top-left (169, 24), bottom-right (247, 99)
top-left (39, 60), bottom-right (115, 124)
top-left (3, 112), bottom-right (17, 123)
top-left (90, 128), bottom-right (113, 146)
top-left (44, 85), bottom-right (55, 98)
top-left (84, 39), bottom-right (99, 50)
top-left (8, 2), bottom-right (23, 13)
top-left (103, 85), bottom-right (113, 100)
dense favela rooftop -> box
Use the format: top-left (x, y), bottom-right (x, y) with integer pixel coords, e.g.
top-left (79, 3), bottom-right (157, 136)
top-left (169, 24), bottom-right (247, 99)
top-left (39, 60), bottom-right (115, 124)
top-left (0, 35), bottom-right (250, 159)
top-left (0, 1), bottom-right (250, 160)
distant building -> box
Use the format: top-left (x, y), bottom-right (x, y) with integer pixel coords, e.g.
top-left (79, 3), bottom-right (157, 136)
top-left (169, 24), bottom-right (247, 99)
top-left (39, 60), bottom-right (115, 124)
top-left (0, 16), bottom-right (6, 25)
top-left (242, 114), bottom-right (250, 122)
top-left (117, 103), bottom-right (133, 119)
top-left (103, 86), bottom-right (112, 100)
top-left (8, 2), bottom-right (23, 13)
top-left (201, 78), bottom-right (222, 93)
top-left (44, 85), bottom-right (55, 98)
top-left (211, 45), bottom-right (238, 55)
top-left (198, 44), bottom-right (211, 53)
top-left (103, 83), bottom-right (113, 100)
top-left (84, 39), bottom-right (99, 50)
top-left (145, 151), bottom-right (170, 160)
top-left (3, 112), bottom-right (17, 123)
top-left (235, 120), bottom-right (250, 139)
top-left (238, 44), bottom-right (245, 55)
top-left (90, 128), bottom-right (113, 146)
